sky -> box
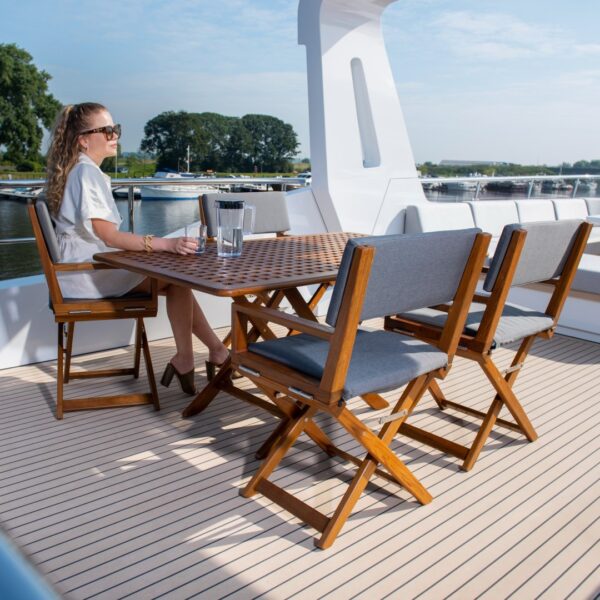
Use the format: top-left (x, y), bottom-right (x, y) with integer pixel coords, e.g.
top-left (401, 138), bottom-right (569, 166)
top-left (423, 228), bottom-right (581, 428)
top-left (4, 0), bottom-right (600, 165)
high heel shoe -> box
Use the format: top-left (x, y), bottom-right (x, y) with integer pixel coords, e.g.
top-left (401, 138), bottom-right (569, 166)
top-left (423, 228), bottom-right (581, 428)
top-left (160, 362), bottom-right (197, 395)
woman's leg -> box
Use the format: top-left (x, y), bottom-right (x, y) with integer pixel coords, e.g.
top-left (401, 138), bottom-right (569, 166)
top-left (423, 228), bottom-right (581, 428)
top-left (166, 285), bottom-right (195, 373)
top-left (191, 296), bottom-right (228, 365)
top-left (131, 279), bottom-right (195, 373)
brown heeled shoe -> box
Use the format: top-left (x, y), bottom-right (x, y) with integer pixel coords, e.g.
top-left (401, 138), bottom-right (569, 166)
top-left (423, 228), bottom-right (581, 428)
top-left (160, 362), bottom-right (197, 395)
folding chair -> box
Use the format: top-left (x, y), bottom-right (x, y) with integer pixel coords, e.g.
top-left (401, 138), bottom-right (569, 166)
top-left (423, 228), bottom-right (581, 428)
top-left (231, 229), bottom-right (490, 548)
top-left (28, 201), bottom-right (160, 419)
top-left (385, 220), bottom-right (592, 471)
top-left (200, 191), bottom-right (333, 380)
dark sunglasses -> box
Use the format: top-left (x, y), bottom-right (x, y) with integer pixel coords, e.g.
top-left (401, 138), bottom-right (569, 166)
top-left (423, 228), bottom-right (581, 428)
top-left (80, 124), bottom-right (122, 140)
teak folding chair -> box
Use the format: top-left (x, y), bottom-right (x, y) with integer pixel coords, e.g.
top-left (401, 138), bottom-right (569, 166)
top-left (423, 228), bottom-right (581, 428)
top-left (29, 201), bottom-right (160, 419)
top-left (385, 219), bottom-right (592, 471)
top-left (230, 229), bottom-right (490, 548)
top-left (200, 191), bottom-right (332, 377)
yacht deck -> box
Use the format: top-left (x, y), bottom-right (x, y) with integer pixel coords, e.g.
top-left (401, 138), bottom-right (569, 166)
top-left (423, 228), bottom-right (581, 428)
top-left (0, 324), bottom-right (599, 599)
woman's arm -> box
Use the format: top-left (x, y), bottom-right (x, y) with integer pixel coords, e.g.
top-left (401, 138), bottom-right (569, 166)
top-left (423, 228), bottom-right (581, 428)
top-left (91, 219), bottom-right (197, 255)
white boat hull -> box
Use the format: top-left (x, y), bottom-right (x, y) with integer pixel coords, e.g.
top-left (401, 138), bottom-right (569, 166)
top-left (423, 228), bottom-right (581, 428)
top-left (140, 185), bottom-right (222, 200)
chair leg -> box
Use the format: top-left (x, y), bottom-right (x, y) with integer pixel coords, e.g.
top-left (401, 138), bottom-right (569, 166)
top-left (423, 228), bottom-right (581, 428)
top-left (241, 403), bottom-right (316, 498)
top-left (428, 379), bottom-right (447, 409)
top-left (462, 396), bottom-right (503, 471)
top-left (56, 323), bottom-right (65, 420)
top-left (133, 318), bottom-right (142, 379)
top-left (318, 376), bottom-right (433, 549)
top-left (139, 319), bottom-right (160, 411)
top-left (64, 322), bottom-right (74, 384)
top-left (480, 355), bottom-right (537, 442)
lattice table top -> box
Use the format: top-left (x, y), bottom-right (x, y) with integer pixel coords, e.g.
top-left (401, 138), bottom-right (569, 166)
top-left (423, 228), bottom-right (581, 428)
top-left (94, 232), bottom-right (362, 297)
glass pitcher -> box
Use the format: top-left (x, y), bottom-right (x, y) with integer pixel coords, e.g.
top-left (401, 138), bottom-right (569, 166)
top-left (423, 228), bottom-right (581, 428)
top-left (215, 199), bottom-right (255, 257)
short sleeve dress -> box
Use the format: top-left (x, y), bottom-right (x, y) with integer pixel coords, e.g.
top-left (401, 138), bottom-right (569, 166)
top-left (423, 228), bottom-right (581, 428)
top-left (54, 153), bottom-right (145, 299)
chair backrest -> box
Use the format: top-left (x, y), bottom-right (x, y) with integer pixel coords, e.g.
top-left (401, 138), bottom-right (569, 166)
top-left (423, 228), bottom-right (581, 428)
top-left (35, 200), bottom-right (61, 262)
top-left (200, 192), bottom-right (290, 238)
top-left (28, 201), bottom-right (63, 306)
top-left (484, 220), bottom-right (584, 292)
top-left (327, 229), bottom-right (483, 327)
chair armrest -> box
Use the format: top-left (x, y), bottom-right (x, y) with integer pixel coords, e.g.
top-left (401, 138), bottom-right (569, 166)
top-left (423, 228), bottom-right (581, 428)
top-left (54, 262), bottom-right (113, 272)
top-left (233, 303), bottom-right (334, 341)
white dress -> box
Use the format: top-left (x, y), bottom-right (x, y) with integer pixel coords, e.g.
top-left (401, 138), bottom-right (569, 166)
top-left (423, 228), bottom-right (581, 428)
top-left (54, 153), bottom-right (145, 299)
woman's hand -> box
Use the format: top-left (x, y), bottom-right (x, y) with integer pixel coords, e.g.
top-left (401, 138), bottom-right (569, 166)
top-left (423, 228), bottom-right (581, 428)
top-left (164, 236), bottom-right (198, 255)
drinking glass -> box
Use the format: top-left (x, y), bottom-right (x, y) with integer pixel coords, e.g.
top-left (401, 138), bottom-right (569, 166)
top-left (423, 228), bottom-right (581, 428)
top-left (185, 224), bottom-right (207, 255)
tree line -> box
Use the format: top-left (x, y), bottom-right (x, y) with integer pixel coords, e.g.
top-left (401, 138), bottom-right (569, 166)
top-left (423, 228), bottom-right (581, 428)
top-left (0, 43), bottom-right (299, 173)
top-left (141, 111), bottom-right (299, 173)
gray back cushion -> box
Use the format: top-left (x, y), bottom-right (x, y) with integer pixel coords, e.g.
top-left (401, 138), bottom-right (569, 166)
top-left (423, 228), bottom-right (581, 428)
top-left (35, 200), bottom-right (60, 262)
top-left (484, 220), bottom-right (583, 292)
top-left (202, 192), bottom-right (290, 237)
top-left (326, 229), bottom-right (481, 327)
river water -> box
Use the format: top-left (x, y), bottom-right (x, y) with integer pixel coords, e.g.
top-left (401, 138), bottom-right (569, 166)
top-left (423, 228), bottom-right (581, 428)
top-left (1, 188), bottom-right (597, 282)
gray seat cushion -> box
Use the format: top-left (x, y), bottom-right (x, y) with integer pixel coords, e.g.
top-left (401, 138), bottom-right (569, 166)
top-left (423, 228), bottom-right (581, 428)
top-left (248, 329), bottom-right (447, 400)
top-left (401, 302), bottom-right (555, 347)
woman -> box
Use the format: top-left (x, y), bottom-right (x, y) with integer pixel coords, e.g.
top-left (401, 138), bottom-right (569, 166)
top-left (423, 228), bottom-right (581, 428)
top-left (45, 102), bottom-right (228, 395)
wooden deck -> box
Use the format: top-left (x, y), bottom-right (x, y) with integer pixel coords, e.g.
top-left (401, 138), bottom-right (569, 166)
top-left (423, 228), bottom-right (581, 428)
top-left (0, 324), bottom-right (599, 599)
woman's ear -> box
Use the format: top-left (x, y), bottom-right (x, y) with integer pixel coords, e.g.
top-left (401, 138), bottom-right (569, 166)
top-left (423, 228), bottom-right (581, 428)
top-left (78, 135), bottom-right (88, 151)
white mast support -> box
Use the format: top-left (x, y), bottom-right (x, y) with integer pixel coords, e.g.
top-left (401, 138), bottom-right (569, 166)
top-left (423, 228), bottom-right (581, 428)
top-left (297, 0), bottom-right (426, 235)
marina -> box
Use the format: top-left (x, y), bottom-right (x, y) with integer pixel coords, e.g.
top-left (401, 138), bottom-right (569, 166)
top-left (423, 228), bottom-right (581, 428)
top-left (0, 0), bottom-right (599, 597)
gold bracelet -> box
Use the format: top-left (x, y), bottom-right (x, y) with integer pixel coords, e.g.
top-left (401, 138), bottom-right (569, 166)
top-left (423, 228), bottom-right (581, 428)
top-left (143, 234), bottom-right (154, 253)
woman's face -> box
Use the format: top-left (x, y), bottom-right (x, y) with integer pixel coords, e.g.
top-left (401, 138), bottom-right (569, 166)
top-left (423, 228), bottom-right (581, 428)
top-left (79, 109), bottom-right (119, 165)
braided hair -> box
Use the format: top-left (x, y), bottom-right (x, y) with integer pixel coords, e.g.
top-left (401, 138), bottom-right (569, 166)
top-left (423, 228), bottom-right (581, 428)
top-left (45, 102), bottom-right (106, 216)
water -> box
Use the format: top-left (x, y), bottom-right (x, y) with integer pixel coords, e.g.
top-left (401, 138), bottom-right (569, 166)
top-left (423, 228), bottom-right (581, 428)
top-left (0, 197), bottom-right (201, 281)
top-left (217, 227), bottom-right (244, 257)
top-left (1, 186), bottom-right (598, 281)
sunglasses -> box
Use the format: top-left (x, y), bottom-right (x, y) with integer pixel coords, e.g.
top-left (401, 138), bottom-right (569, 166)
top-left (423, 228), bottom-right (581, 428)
top-left (80, 124), bottom-right (122, 140)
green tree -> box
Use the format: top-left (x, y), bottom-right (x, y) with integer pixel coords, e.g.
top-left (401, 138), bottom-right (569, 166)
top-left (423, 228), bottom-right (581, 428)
top-left (0, 44), bottom-right (61, 163)
top-left (141, 111), bottom-right (209, 171)
top-left (239, 114), bottom-right (299, 172)
top-left (196, 112), bottom-right (238, 171)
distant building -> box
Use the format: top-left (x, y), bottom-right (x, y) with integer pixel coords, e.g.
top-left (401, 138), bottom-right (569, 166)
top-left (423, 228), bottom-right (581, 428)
top-left (440, 160), bottom-right (509, 166)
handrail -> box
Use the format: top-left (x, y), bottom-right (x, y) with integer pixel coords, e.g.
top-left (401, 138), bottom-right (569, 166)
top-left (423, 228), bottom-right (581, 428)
top-left (0, 176), bottom-right (307, 188)
top-left (0, 176), bottom-right (307, 234)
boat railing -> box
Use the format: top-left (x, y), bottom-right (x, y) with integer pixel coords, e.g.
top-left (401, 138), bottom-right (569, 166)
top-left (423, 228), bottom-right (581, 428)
top-left (420, 173), bottom-right (600, 200)
top-left (0, 176), bottom-right (306, 235)
top-left (0, 174), bottom-right (598, 247)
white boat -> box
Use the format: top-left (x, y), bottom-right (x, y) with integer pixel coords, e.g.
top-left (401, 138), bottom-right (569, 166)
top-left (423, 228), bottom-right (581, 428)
top-left (140, 172), bottom-right (221, 200)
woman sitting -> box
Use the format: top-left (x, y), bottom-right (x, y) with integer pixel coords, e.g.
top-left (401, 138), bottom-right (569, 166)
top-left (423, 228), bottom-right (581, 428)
top-left (45, 102), bottom-right (228, 395)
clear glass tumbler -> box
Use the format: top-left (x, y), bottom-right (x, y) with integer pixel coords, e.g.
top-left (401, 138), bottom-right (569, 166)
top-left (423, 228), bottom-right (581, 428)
top-left (185, 224), bottom-right (207, 255)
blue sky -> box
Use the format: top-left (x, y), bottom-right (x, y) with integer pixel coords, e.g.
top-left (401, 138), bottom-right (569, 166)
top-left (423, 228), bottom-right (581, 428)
top-left (5, 0), bottom-right (600, 165)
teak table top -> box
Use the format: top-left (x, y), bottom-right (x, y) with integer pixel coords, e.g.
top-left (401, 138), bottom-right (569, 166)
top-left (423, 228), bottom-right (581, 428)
top-left (94, 232), bottom-right (361, 296)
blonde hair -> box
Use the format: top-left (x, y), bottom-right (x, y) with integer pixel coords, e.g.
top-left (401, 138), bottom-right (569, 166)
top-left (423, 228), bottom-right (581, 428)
top-left (45, 102), bottom-right (106, 216)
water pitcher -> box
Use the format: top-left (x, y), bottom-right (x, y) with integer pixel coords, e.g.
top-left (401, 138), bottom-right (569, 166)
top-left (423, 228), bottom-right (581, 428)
top-left (215, 199), bottom-right (255, 257)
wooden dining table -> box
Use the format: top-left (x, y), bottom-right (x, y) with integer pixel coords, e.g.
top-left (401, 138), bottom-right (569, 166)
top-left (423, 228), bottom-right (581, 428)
top-left (94, 232), bottom-right (362, 420)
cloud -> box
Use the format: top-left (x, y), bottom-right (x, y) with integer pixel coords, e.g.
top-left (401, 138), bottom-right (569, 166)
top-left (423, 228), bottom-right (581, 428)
top-left (433, 11), bottom-right (564, 60)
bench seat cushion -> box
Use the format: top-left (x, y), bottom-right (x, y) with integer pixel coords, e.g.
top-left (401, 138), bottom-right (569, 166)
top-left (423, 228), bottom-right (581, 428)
top-left (248, 329), bottom-right (447, 400)
top-left (572, 254), bottom-right (600, 295)
top-left (553, 199), bottom-right (589, 220)
top-left (404, 203), bottom-right (475, 233)
top-left (515, 200), bottom-right (556, 223)
top-left (466, 201), bottom-right (519, 237)
top-left (400, 302), bottom-right (554, 347)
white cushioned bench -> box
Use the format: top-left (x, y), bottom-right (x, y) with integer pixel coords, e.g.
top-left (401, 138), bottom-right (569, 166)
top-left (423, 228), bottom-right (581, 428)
top-left (402, 198), bottom-right (599, 296)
